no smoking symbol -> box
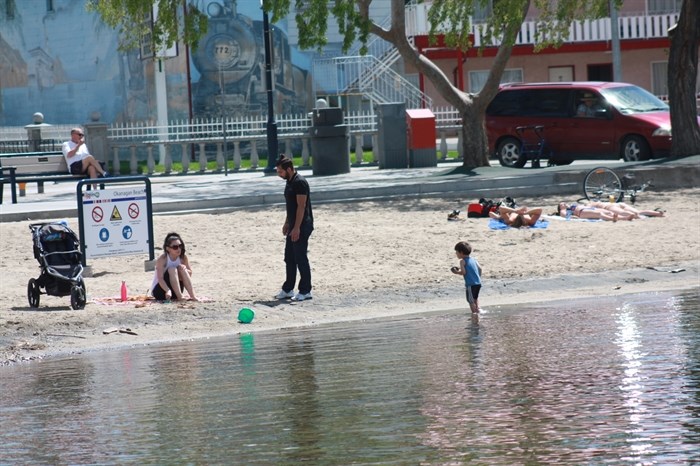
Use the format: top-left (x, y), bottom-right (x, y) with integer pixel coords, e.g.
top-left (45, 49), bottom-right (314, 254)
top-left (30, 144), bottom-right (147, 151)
top-left (92, 206), bottom-right (104, 223)
top-left (128, 203), bottom-right (140, 219)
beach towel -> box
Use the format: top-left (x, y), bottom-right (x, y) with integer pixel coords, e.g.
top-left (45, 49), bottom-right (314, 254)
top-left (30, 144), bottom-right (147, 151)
top-left (90, 295), bottom-right (213, 307)
top-left (488, 218), bottom-right (549, 230)
top-left (543, 214), bottom-right (601, 222)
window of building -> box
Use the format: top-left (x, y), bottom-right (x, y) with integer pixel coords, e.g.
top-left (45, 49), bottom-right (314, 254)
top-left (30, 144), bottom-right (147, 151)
top-left (46, 0), bottom-right (54, 12)
top-left (472, 1), bottom-right (493, 23)
top-left (648, 0), bottom-right (681, 14)
top-left (6, 0), bottom-right (15, 19)
top-left (651, 62), bottom-right (668, 96)
top-left (651, 61), bottom-right (700, 98)
top-left (469, 69), bottom-right (523, 93)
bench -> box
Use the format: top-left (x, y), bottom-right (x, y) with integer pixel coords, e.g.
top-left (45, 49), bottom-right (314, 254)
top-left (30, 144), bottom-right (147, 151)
top-left (0, 151), bottom-right (101, 204)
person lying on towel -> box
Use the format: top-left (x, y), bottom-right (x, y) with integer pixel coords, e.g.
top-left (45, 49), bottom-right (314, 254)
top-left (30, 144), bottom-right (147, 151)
top-left (489, 205), bottom-right (543, 228)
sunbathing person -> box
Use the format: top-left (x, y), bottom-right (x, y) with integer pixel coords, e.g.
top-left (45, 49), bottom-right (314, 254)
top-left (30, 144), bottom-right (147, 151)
top-left (490, 205), bottom-right (543, 228)
top-left (587, 200), bottom-right (665, 219)
top-left (557, 202), bottom-right (624, 221)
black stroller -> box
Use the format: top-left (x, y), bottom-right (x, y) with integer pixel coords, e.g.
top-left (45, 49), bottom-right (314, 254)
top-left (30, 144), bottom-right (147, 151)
top-left (28, 222), bottom-right (87, 310)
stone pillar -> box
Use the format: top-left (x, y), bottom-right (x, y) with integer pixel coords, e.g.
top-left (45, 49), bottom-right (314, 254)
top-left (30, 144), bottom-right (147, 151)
top-left (250, 140), bottom-right (259, 169)
top-left (146, 145), bottom-right (155, 175)
top-left (24, 112), bottom-right (50, 152)
top-left (180, 143), bottom-right (189, 173)
top-left (130, 145), bottom-right (138, 175)
top-left (112, 146), bottom-right (121, 175)
top-left (354, 134), bottom-right (364, 165)
top-left (198, 143), bottom-right (207, 173)
top-left (84, 113), bottom-right (108, 164)
top-left (301, 138), bottom-right (310, 166)
top-left (233, 141), bottom-right (242, 170)
top-left (215, 143), bottom-right (224, 170)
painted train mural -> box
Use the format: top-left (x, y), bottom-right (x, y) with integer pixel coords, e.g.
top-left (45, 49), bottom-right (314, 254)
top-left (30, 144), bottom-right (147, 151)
top-left (191, 0), bottom-right (312, 118)
top-left (0, 0), bottom-right (312, 126)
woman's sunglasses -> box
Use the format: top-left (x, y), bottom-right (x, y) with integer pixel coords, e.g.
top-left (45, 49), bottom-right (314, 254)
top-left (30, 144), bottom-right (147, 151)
top-left (168, 244), bottom-right (182, 250)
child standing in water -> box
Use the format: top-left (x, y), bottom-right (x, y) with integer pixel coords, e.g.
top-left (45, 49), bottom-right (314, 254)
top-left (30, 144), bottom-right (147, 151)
top-left (451, 241), bottom-right (482, 314)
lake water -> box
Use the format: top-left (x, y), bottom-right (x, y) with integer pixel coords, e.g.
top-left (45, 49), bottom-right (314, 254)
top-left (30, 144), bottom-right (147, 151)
top-left (1, 289), bottom-right (699, 465)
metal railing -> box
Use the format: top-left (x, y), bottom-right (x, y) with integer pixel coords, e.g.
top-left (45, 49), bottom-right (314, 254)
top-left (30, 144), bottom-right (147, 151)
top-left (314, 55), bottom-right (431, 110)
top-left (0, 139), bottom-right (63, 153)
top-left (404, 6), bottom-right (680, 46)
top-left (7, 88), bottom-right (696, 175)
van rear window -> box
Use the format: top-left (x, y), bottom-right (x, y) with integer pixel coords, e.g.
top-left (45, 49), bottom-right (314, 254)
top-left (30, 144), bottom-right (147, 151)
top-left (487, 89), bottom-right (571, 117)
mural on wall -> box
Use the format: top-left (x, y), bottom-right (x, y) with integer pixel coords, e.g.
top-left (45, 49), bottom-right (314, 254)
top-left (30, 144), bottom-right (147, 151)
top-left (0, 0), bottom-right (312, 128)
top-left (189, 0), bottom-right (311, 119)
top-left (0, 0), bottom-right (131, 126)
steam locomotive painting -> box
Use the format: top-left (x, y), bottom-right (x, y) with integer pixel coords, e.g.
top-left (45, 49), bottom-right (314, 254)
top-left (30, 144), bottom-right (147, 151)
top-left (191, 1), bottom-right (312, 118)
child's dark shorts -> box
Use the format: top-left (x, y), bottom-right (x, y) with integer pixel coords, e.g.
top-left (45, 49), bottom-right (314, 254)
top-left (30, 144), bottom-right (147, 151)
top-left (465, 285), bottom-right (481, 305)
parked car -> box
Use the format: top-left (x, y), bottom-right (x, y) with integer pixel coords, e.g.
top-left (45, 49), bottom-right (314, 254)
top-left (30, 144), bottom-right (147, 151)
top-left (485, 81), bottom-right (677, 168)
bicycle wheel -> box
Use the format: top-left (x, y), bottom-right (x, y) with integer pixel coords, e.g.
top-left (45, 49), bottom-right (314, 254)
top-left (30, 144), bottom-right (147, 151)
top-left (583, 167), bottom-right (623, 202)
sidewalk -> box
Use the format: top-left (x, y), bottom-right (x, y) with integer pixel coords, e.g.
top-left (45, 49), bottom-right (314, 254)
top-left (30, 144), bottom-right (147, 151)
top-left (2, 156), bottom-right (699, 223)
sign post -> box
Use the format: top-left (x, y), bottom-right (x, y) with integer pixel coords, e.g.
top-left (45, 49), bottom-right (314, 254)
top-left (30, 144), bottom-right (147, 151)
top-left (77, 176), bottom-right (155, 271)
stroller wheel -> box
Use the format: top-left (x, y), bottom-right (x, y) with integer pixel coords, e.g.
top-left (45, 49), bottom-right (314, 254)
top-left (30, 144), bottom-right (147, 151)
top-left (28, 278), bottom-right (40, 308)
top-left (70, 281), bottom-right (87, 310)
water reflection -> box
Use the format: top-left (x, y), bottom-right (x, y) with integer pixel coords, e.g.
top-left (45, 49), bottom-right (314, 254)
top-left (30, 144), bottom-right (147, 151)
top-left (1, 289), bottom-right (699, 464)
top-left (284, 339), bottom-right (321, 463)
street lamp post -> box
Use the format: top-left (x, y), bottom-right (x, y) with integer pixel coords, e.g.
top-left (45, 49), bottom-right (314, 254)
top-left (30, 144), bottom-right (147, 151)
top-left (219, 61), bottom-right (228, 176)
top-left (262, 2), bottom-right (278, 173)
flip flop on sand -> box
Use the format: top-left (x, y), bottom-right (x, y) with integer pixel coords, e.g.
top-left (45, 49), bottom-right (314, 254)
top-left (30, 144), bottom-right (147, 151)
top-left (102, 327), bottom-right (138, 335)
top-left (447, 210), bottom-right (463, 221)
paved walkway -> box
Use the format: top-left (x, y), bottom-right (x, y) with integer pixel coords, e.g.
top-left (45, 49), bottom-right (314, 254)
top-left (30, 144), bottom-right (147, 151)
top-left (1, 156), bottom-right (698, 223)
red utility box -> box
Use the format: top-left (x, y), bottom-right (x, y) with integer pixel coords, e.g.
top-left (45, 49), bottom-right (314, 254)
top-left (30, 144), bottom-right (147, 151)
top-left (405, 109), bottom-right (437, 168)
top-left (406, 109), bottom-right (436, 149)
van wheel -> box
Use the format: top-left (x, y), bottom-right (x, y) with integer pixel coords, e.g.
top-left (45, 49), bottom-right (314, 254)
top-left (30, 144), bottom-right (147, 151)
top-left (497, 138), bottom-right (526, 168)
top-left (621, 135), bottom-right (650, 162)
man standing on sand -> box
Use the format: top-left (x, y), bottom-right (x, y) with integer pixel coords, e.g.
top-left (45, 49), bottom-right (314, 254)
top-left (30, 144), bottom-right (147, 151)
top-left (275, 155), bottom-right (314, 301)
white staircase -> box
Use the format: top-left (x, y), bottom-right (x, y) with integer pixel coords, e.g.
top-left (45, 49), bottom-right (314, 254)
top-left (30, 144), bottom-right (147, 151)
top-left (312, 4), bottom-right (432, 109)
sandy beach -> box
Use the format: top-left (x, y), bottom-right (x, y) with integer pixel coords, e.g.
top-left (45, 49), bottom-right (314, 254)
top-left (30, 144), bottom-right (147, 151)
top-left (1, 188), bottom-right (699, 365)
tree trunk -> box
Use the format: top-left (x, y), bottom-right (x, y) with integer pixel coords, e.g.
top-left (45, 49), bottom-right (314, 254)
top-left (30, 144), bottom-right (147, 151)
top-left (460, 106), bottom-right (491, 169)
top-left (668, 0), bottom-right (700, 157)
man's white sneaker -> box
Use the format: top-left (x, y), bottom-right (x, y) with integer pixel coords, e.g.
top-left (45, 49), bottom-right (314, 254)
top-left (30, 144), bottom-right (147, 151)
top-left (275, 289), bottom-right (294, 299)
top-left (291, 292), bottom-right (312, 301)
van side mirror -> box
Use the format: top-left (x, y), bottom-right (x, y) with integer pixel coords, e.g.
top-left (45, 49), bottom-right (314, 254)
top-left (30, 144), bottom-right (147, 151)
top-left (595, 108), bottom-right (610, 119)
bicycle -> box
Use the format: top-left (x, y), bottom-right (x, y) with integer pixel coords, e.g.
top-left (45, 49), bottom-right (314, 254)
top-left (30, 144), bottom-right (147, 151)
top-left (514, 125), bottom-right (551, 169)
top-left (582, 166), bottom-right (653, 204)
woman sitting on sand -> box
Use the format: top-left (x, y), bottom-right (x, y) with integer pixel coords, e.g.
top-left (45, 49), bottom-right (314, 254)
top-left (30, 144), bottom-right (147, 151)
top-left (490, 205), bottom-right (543, 228)
top-left (151, 232), bottom-right (199, 301)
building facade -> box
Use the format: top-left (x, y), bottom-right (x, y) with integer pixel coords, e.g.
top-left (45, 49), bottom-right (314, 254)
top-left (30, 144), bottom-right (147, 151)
top-left (0, 0), bottom-right (695, 130)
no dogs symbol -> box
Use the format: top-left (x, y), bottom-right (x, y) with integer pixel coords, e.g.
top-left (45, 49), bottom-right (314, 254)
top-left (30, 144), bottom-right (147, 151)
top-left (128, 203), bottom-right (140, 219)
top-left (92, 206), bottom-right (104, 223)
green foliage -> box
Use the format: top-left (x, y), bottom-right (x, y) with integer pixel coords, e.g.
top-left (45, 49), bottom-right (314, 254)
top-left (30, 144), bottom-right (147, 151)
top-left (88, 0), bottom-right (624, 59)
top-left (291, 0), bottom-right (330, 51)
top-left (87, 0), bottom-right (207, 52)
top-left (427, 0), bottom-right (619, 52)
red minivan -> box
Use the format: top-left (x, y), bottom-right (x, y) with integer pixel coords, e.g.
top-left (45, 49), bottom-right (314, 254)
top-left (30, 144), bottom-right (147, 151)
top-left (485, 81), bottom-right (676, 168)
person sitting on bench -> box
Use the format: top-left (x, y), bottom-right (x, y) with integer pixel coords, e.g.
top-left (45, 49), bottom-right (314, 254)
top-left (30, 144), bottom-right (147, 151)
top-left (62, 127), bottom-right (108, 179)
